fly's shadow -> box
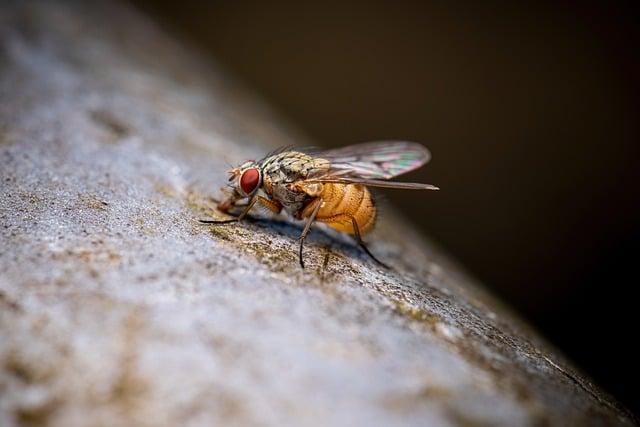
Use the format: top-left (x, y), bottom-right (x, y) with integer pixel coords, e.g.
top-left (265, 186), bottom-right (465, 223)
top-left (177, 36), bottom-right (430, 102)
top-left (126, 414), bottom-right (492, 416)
top-left (199, 211), bottom-right (389, 270)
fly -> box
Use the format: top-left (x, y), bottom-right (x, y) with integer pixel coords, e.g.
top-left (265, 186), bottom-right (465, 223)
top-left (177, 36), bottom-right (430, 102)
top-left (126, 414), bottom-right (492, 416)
top-left (200, 141), bottom-right (438, 268)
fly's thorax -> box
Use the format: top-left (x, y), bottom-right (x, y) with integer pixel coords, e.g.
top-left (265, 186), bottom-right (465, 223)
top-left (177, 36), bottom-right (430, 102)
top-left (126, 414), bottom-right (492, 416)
top-left (259, 151), bottom-right (330, 216)
top-left (260, 151), bottom-right (330, 185)
top-left (267, 183), bottom-right (309, 216)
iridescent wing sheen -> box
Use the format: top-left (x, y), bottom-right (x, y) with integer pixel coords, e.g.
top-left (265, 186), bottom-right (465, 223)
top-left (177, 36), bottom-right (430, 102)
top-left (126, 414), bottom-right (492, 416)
top-left (306, 141), bottom-right (438, 190)
top-left (313, 141), bottom-right (430, 179)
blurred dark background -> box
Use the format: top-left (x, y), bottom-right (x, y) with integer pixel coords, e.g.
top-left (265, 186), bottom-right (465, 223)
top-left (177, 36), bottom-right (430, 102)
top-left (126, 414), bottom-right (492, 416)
top-left (131, 0), bottom-right (640, 413)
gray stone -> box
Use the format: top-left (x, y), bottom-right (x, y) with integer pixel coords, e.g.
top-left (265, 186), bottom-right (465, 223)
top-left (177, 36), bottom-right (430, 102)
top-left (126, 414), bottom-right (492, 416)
top-left (0, 1), bottom-right (635, 426)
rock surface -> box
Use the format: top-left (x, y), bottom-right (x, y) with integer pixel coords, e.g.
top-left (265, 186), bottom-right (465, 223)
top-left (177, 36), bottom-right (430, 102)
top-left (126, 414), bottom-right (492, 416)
top-left (0, 1), bottom-right (635, 426)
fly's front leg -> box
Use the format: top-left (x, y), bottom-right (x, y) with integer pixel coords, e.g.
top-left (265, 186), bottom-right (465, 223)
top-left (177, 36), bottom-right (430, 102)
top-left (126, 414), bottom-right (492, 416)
top-left (216, 190), bottom-right (242, 215)
top-left (199, 196), bottom-right (257, 225)
top-left (199, 195), bottom-right (281, 226)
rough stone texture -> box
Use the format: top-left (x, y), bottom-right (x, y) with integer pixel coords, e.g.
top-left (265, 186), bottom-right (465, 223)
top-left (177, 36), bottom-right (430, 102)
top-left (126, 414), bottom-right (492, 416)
top-left (0, 1), bottom-right (636, 426)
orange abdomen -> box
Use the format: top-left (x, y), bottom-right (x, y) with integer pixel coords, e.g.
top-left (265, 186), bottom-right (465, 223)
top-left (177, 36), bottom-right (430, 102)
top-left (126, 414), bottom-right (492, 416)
top-left (314, 183), bottom-right (376, 235)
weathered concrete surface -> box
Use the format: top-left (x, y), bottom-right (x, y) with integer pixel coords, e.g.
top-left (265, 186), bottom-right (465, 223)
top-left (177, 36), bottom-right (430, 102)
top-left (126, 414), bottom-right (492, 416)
top-left (0, 1), bottom-right (635, 426)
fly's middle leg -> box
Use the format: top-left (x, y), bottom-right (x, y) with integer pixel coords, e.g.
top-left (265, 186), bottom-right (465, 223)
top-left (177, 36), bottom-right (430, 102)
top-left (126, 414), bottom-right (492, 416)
top-left (298, 197), bottom-right (323, 268)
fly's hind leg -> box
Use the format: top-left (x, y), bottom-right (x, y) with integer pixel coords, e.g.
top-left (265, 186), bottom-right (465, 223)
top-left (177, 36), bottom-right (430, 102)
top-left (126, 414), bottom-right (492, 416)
top-left (350, 217), bottom-right (389, 269)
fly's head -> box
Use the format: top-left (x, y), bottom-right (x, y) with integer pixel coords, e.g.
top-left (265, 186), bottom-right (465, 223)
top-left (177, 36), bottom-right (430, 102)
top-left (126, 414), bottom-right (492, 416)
top-left (227, 160), bottom-right (262, 198)
top-left (217, 160), bottom-right (262, 213)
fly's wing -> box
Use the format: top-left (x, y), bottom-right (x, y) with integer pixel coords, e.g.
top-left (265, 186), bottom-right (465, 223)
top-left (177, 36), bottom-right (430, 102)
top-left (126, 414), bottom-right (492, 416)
top-left (315, 141), bottom-right (429, 179)
top-left (306, 141), bottom-right (439, 190)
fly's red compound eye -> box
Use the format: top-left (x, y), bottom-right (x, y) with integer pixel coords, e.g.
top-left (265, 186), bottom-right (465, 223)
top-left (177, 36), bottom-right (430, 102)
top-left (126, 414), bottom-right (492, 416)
top-left (240, 168), bottom-right (260, 194)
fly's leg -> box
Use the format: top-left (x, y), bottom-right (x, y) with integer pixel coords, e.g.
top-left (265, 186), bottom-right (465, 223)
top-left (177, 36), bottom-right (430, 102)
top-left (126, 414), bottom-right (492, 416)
top-left (199, 196), bottom-right (281, 225)
top-left (216, 191), bottom-right (241, 214)
top-left (199, 196), bottom-right (257, 225)
top-left (198, 218), bottom-right (239, 225)
top-left (298, 198), bottom-right (323, 269)
top-left (350, 217), bottom-right (389, 269)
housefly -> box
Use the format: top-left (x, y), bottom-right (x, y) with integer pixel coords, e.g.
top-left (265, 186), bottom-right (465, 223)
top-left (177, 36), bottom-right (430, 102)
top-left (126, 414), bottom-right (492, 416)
top-left (200, 141), bottom-right (438, 268)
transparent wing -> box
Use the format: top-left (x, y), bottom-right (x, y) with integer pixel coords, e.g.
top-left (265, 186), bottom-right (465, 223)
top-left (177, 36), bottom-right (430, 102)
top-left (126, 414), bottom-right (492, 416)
top-left (312, 141), bottom-right (431, 179)
top-left (306, 141), bottom-right (438, 190)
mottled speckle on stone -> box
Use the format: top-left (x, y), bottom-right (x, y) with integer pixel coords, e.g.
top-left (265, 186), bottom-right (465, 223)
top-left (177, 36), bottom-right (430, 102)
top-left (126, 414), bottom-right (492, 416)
top-left (0, 1), bottom-right (636, 427)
